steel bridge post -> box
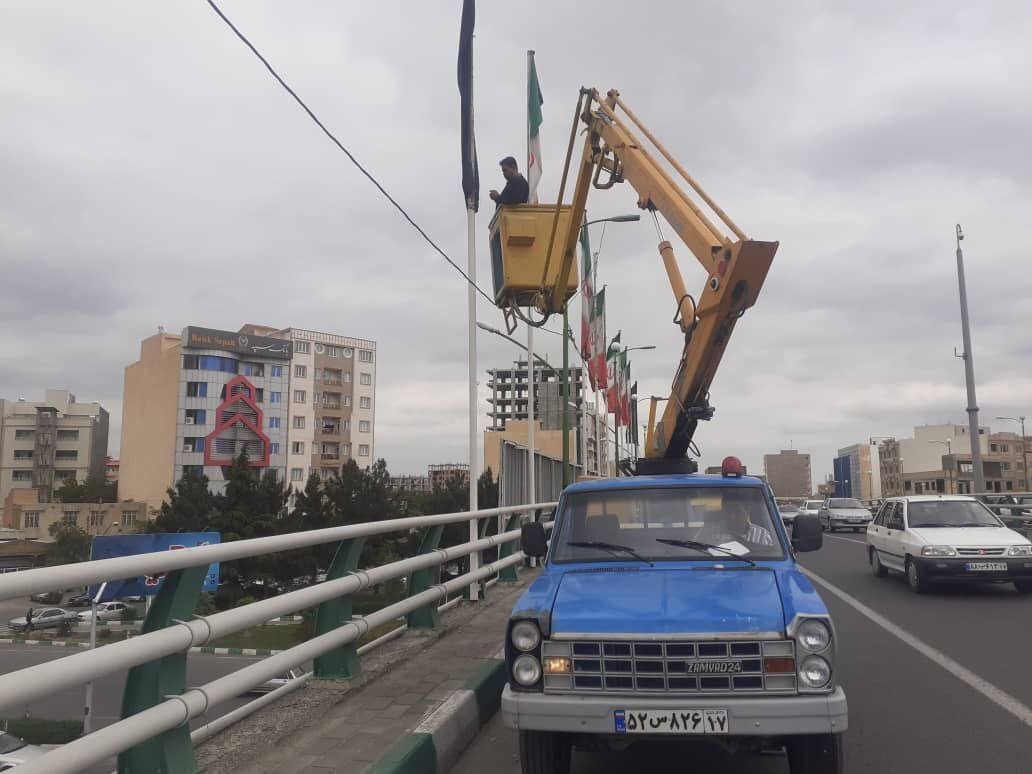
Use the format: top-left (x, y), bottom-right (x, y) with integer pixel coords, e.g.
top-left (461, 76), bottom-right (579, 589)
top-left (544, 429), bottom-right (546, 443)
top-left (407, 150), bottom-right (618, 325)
top-left (313, 537), bottom-right (366, 680)
top-left (405, 525), bottom-right (445, 629)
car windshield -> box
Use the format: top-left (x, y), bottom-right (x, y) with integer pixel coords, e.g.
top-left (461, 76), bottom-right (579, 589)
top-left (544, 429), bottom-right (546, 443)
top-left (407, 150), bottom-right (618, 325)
top-left (551, 486), bottom-right (785, 563)
top-left (908, 501), bottom-right (1002, 528)
top-left (829, 499), bottom-right (864, 509)
top-left (804, 502), bottom-right (822, 509)
top-left (779, 504), bottom-right (798, 512)
top-left (0, 732), bottom-right (26, 754)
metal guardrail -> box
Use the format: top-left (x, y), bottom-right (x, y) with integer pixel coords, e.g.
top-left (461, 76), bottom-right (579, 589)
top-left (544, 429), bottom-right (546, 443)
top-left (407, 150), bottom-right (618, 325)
top-left (0, 501), bottom-right (557, 774)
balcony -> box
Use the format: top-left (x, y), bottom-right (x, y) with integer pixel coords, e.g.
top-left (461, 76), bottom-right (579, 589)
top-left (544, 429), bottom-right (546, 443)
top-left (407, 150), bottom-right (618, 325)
top-left (321, 453), bottom-right (341, 461)
top-left (321, 426), bottom-right (341, 436)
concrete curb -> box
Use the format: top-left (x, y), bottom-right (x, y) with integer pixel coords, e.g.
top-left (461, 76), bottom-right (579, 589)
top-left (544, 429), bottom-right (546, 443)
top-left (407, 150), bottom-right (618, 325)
top-left (367, 657), bottom-right (506, 774)
top-left (0, 639), bottom-right (281, 656)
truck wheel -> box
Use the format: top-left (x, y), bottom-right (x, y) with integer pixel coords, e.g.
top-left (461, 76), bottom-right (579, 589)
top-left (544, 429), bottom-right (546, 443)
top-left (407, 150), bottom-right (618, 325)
top-left (519, 731), bottom-right (571, 774)
top-left (870, 548), bottom-right (888, 578)
top-left (906, 558), bottom-right (928, 594)
top-left (786, 733), bottom-right (844, 774)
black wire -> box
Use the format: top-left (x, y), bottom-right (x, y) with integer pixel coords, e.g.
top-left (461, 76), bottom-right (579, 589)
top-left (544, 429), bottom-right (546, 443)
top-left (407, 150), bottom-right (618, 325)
top-left (206, 0), bottom-right (496, 306)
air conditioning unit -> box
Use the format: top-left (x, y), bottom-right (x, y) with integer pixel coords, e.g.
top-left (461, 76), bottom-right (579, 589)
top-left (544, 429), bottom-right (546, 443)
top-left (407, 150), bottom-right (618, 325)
top-left (185, 417), bottom-right (195, 425)
top-left (183, 445), bottom-right (193, 453)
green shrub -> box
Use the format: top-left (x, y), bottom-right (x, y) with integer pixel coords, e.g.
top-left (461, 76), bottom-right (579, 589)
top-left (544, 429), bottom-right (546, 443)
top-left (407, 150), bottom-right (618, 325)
top-left (235, 595), bottom-right (256, 608)
top-left (2, 718), bottom-right (82, 745)
top-left (120, 607), bottom-right (138, 622)
top-left (98, 629), bottom-right (113, 641)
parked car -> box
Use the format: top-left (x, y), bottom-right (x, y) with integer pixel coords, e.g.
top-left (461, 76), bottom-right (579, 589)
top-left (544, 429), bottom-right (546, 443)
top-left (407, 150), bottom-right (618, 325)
top-left (819, 498), bottom-right (873, 532)
top-left (866, 495), bottom-right (1032, 594)
top-left (66, 592), bottom-right (93, 608)
top-left (246, 667), bottom-right (306, 694)
top-left (28, 591), bottom-right (62, 604)
top-left (8, 607), bottom-right (77, 634)
top-left (77, 601), bottom-right (131, 623)
top-left (0, 731), bottom-right (46, 769)
top-left (798, 499), bottom-right (824, 522)
top-left (118, 595), bottom-right (145, 604)
top-left (778, 503), bottom-right (801, 526)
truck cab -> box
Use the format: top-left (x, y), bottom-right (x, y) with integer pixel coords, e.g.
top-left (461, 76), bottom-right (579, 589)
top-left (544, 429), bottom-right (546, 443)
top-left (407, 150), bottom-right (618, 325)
top-left (502, 460), bottom-right (846, 773)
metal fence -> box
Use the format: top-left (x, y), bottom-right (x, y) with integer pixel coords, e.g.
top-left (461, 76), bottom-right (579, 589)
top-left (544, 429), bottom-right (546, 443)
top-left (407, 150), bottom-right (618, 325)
top-left (0, 502), bottom-right (557, 774)
top-left (498, 440), bottom-right (579, 508)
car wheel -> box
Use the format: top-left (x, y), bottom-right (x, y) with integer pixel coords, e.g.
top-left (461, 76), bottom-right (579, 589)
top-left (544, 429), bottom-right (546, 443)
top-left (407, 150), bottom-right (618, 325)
top-left (519, 731), bottom-right (571, 774)
top-left (786, 733), bottom-right (844, 774)
top-left (906, 558), bottom-right (928, 594)
top-left (870, 548), bottom-right (888, 578)
top-left (1014, 580), bottom-right (1032, 595)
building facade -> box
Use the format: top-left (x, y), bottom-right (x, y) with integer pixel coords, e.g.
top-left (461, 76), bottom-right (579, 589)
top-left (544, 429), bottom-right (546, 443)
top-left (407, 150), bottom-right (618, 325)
top-left (834, 443), bottom-right (882, 500)
top-left (487, 361), bottom-right (584, 431)
top-left (763, 450), bottom-right (812, 498)
top-left (0, 390), bottom-right (109, 506)
top-left (120, 325), bottom-right (376, 510)
top-left (1, 488), bottom-right (146, 541)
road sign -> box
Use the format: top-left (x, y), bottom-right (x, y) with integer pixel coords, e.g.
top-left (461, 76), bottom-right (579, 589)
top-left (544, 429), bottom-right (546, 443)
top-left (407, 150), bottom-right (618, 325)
top-left (88, 532), bottom-right (220, 602)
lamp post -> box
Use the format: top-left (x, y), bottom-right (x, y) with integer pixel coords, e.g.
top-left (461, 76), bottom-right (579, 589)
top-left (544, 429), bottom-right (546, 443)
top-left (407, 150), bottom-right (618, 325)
top-left (995, 416), bottom-right (1029, 491)
top-left (928, 439), bottom-right (953, 494)
top-left (954, 224), bottom-right (986, 492)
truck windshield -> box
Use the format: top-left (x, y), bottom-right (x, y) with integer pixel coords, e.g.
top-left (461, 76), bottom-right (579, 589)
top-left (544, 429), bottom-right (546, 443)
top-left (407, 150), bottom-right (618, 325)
top-left (551, 486), bottom-right (785, 563)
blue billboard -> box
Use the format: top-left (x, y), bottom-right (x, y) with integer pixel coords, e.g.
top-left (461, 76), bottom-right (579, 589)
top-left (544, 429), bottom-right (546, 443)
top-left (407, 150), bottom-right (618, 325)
top-left (89, 532), bottom-right (220, 602)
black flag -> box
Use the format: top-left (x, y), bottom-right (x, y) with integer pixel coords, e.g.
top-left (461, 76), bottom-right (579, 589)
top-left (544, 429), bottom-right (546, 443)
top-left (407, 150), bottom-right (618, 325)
top-left (457, 0), bottom-right (479, 212)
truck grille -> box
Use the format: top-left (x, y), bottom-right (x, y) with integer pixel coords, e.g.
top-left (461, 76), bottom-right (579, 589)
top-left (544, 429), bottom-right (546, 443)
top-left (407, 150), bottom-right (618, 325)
top-left (543, 639), bottom-right (796, 694)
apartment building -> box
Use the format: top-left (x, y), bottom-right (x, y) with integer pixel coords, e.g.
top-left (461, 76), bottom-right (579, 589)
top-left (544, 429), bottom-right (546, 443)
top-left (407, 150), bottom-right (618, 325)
top-left (0, 390), bottom-right (109, 505)
top-left (763, 450), bottom-right (812, 498)
top-left (120, 325), bottom-right (376, 509)
top-left (1, 488), bottom-right (146, 541)
top-left (833, 443), bottom-right (882, 500)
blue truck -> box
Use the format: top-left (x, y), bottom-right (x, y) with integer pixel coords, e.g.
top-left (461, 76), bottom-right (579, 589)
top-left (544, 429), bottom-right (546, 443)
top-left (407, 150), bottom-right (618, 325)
top-left (502, 461), bottom-right (846, 774)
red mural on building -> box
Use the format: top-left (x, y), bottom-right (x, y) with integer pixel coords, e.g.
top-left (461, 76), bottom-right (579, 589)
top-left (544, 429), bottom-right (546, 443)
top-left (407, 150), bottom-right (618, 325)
top-left (204, 375), bottom-right (271, 468)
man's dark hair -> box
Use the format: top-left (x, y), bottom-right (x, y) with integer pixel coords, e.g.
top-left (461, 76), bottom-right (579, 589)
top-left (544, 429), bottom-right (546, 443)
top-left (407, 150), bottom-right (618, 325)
top-left (499, 156), bottom-right (518, 170)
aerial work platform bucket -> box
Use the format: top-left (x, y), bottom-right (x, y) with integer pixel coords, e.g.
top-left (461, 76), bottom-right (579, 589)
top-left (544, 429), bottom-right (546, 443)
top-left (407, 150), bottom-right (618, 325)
top-left (489, 204), bottom-right (578, 310)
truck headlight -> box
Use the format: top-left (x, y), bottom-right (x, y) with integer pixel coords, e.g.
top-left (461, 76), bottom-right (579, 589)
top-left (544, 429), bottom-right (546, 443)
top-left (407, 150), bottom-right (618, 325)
top-left (511, 620), bottom-right (541, 652)
top-left (798, 656), bottom-right (831, 689)
top-left (796, 619), bottom-right (831, 653)
top-left (513, 654), bottom-right (542, 686)
top-left (1006, 545), bottom-right (1032, 557)
top-left (921, 545), bottom-right (957, 557)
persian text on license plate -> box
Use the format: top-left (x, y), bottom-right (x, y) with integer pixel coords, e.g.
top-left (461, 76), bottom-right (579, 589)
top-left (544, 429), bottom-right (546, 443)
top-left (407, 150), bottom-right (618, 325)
top-left (614, 708), bottom-right (728, 735)
top-left (965, 562), bottom-right (1007, 572)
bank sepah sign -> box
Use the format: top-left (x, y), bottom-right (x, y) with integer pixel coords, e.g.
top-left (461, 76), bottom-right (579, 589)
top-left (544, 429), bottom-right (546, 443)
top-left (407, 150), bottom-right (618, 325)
top-left (183, 326), bottom-right (292, 360)
top-left (88, 532), bottom-right (220, 602)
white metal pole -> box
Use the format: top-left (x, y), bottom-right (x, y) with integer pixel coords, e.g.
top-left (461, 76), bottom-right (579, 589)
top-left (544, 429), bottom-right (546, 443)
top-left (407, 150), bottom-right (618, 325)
top-left (83, 581), bottom-right (106, 735)
top-left (595, 389), bottom-right (602, 476)
top-left (466, 207), bottom-right (480, 601)
top-left (528, 328), bottom-right (536, 505)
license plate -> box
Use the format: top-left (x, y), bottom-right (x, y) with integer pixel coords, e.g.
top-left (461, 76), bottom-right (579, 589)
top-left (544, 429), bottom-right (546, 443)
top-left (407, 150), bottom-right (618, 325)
top-left (965, 562), bottom-right (1007, 572)
top-left (614, 708), bottom-right (728, 735)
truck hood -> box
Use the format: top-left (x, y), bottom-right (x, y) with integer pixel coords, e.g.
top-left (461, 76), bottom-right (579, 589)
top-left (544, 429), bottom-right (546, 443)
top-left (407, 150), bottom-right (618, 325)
top-left (550, 567), bottom-right (785, 637)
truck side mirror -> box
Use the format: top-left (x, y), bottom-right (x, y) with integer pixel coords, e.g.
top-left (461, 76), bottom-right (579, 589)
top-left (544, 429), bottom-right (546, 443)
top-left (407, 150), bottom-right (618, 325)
top-left (791, 514), bottom-right (823, 552)
top-left (521, 522), bottom-right (548, 559)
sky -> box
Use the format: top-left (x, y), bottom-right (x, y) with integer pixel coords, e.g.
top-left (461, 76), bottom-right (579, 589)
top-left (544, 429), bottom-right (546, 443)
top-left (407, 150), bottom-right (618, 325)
top-left (2, 1), bottom-right (1030, 485)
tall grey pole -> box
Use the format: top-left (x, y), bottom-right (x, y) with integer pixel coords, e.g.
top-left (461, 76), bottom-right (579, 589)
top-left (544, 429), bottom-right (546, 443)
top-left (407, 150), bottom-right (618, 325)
top-left (466, 207), bottom-right (479, 600)
top-left (955, 224), bottom-right (985, 493)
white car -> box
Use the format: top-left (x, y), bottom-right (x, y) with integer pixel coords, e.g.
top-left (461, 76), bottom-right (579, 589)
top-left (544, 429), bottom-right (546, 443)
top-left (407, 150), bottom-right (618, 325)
top-left (0, 731), bottom-right (46, 769)
top-left (77, 601), bottom-right (131, 623)
top-left (798, 499), bottom-right (824, 521)
top-left (7, 607), bottom-right (76, 634)
top-left (865, 495), bottom-right (1032, 594)
top-left (819, 497), bottom-right (874, 533)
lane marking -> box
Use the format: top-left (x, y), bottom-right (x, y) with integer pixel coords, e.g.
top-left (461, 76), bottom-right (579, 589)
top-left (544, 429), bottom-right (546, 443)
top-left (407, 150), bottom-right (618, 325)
top-left (802, 567), bottom-right (1032, 731)
top-left (824, 534), bottom-right (867, 546)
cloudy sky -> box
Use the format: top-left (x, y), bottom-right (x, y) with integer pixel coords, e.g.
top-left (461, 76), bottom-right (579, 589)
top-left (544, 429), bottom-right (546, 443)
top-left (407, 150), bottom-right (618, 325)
top-left (3, 1), bottom-right (1030, 485)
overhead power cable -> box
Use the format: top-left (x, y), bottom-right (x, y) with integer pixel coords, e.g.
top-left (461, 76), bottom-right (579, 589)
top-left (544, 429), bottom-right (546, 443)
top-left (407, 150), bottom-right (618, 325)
top-left (206, 0), bottom-right (495, 305)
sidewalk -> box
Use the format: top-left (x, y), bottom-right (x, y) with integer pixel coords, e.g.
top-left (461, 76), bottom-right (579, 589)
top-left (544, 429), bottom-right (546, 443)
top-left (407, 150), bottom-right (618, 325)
top-left (197, 573), bottom-right (534, 774)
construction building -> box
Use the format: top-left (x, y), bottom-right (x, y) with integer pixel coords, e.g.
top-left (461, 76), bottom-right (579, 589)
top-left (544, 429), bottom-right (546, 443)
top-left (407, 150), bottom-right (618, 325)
top-left (0, 390), bottom-right (109, 506)
top-left (763, 450), bottom-right (812, 498)
top-left (428, 464), bottom-right (470, 489)
top-left (120, 325), bottom-right (376, 510)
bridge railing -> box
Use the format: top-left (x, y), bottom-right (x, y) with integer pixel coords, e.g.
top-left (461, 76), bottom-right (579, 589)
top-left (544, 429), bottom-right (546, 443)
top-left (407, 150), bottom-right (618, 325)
top-left (0, 501), bottom-right (558, 774)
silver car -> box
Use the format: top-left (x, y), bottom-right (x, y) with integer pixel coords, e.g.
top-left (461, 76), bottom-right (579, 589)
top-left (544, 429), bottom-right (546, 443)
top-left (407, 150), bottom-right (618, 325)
top-left (820, 498), bottom-right (873, 533)
top-left (8, 607), bottom-right (76, 634)
top-left (246, 667), bottom-right (306, 694)
top-left (799, 499), bottom-right (824, 522)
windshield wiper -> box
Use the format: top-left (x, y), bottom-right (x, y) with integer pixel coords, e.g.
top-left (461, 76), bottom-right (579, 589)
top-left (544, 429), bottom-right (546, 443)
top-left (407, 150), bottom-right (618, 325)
top-left (566, 541), bottom-right (654, 567)
top-left (654, 538), bottom-right (757, 567)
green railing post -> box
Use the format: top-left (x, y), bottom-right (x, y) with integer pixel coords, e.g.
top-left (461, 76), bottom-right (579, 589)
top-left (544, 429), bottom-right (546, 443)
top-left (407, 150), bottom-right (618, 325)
top-left (118, 565), bottom-right (207, 774)
top-left (313, 537), bottom-right (366, 680)
top-left (405, 525), bottom-right (444, 629)
top-left (498, 509), bottom-right (527, 582)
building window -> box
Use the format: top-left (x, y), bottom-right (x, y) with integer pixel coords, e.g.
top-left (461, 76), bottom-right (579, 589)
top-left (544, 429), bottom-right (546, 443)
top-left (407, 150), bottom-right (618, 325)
top-left (88, 511), bottom-right (104, 527)
top-left (360, 373), bottom-right (372, 386)
top-left (185, 409), bottom-right (206, 425)
top-left (271, 442), bottom-right (281, 455)
top-left (23, 512), bottom-right (40, 529)
top-left (13, 450), bottom-right (32, 460)
top-left (186, 381), bottom-right (207, 398)
top-left (1002, 462), bottom-right (1011, 471)
top-left (271, 365), bottom-right (283, 377)
top-left (122, 511), bottom-right (138, 527)
top-left (182, 465), bottom-right (204, 479)
top-left (328, 347), bottom-right (339, 358)
top-left (183, 437), bottom-right (205, 453)
top-left (268, 416), bottom-right (281, 429)
top-left (254, 388), bottom-right (264, 403)
top-left (359, 350), bottom-right (374, 363)
top-left (1001, 444), bottom-right (1010, 453)
top-left (198, 355), bottom-right (238, 373)
top-left (270, 392), bottom-right (282, 404)
top-left (63, 511), bottom-right (78, 525)
top-left (241, 362), bottom-right (265, 377)
top-left (292, 441), bottom-right (305, 455)
top-left (293, 416), bottom-right (306, 430)
top-left (344, 396), bottom-right (352, 407)
top-left (14, 429), bottom-right (34, 440)
top-left (291, 467), bottom-right (304, 481)
top-left (343, 419), bottom-right (351, 431)
top-left (295, 365), bottom-right (307, 378)
top-left (12, 470), bottom-right (33, 482)
top-left (959, 462), bottom-right (973, 473)
top-left (294, 341), bottom-right (310, 354)
top-left (359, 421), bottom-right (371, 433)
top-left (183, 354), bottom-right (199, 369)
top-left (294, 390), bottom-right (307, 403)
top-left (358, 444), bottom-right (370, 457)
top-left (57, 429), bottom-right (79, 441)
top-left (343, 371), bottom-right (352, 383)
top-left (360, 397), bottom-right (372, 409)
top-left (56, 450), bottom-right (78, 460)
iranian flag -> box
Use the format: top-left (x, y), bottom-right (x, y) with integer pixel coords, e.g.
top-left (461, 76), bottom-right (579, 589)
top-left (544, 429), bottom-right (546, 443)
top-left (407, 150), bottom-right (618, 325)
top-left (527, 53), bottom-right (543, 204)
top-left (580, 224), bottom-right (593, 372)
top-left (592, 289), bottom-right (607, 390)
top-left (619, 358), bottom-right (632, 428)
top-left (606, 340), bottom-right (623, 417)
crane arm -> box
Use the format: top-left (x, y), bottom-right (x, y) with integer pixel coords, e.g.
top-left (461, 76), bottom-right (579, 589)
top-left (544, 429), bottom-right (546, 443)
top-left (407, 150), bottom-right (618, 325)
top-left (544, 89), bottom-right (778, 465)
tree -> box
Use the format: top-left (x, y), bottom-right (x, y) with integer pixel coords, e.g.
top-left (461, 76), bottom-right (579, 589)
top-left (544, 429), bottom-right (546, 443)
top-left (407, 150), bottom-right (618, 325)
top-left (324, 459), bottom-right (404, 566)
top-left (55, 473), bottom-right (117, 504)
top-left (47, 521), bottom-right (92, 565)
top-left (478, 468), bottom-right (499, 510)
top-left (151, 473), bottom-right (215, 533)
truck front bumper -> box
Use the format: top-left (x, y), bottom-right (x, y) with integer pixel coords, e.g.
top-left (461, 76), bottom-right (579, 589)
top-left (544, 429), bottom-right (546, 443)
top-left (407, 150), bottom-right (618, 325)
top-left (502, 685), bottom-right (848, 737)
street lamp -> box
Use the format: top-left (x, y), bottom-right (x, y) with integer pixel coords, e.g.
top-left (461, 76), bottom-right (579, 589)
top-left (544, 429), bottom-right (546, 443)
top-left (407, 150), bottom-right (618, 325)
top-left (995, 416), bottom-right (1029, 491)
top-left (928, 440), bottom-right (953, 494)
